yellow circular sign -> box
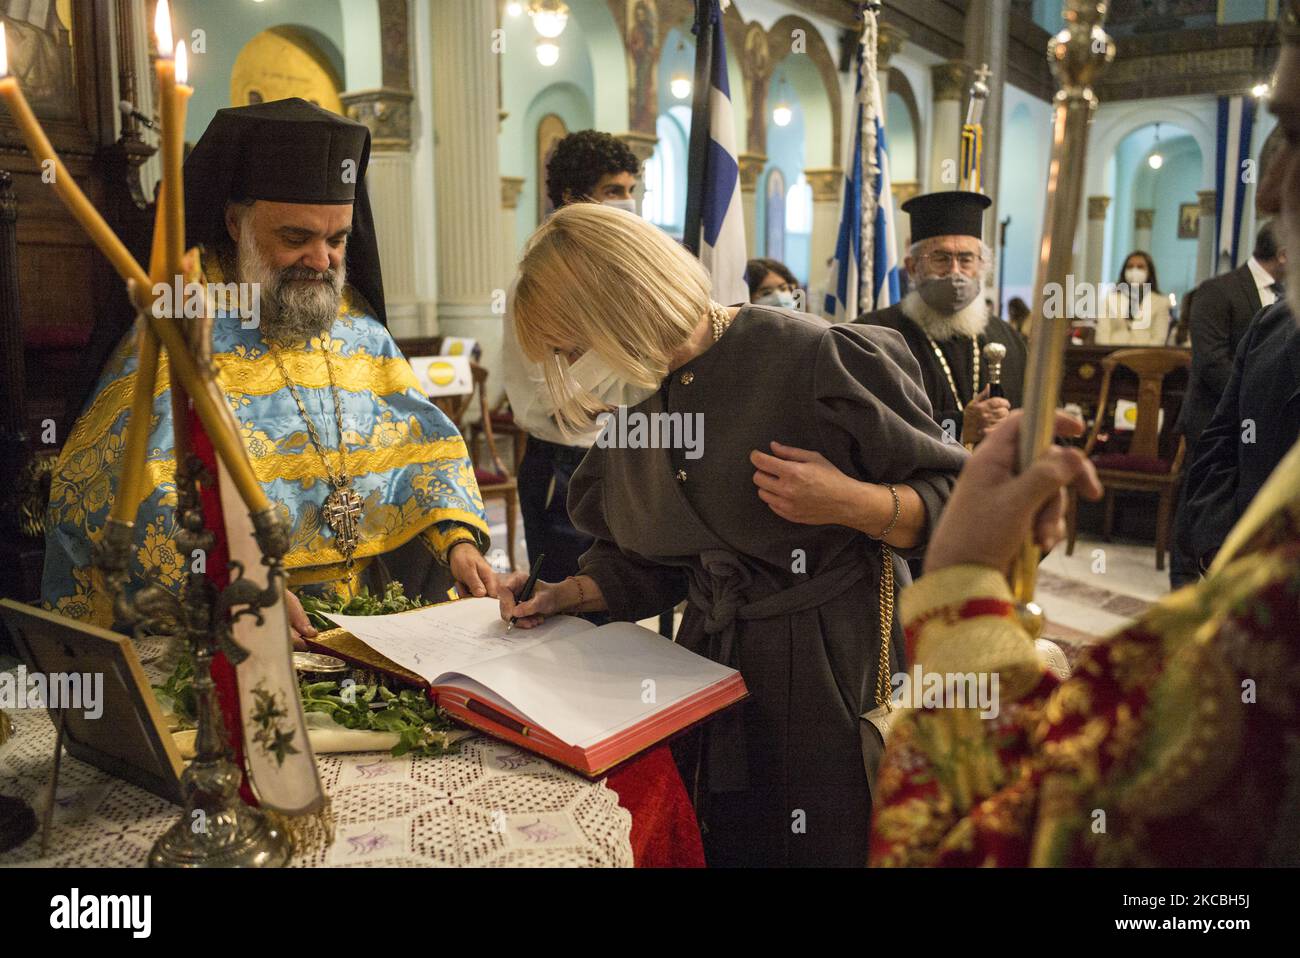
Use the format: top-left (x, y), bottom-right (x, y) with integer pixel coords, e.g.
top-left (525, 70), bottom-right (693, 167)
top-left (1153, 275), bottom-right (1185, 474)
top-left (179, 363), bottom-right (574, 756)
top-left (447, 342), bottom-right (465, 355)
top-left (428, 361), bottom-right (457, 387)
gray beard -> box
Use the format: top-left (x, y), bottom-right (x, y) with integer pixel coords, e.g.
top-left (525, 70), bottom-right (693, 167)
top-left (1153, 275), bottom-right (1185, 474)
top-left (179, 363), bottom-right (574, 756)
top-left (235, 228), bottom-right (345, 344)
top-left (900, 289), bottom-right (990, 341)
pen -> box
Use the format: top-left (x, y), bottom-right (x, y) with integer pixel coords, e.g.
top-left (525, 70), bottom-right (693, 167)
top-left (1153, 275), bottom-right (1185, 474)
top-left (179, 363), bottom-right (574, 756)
top-left (506, 553), bottom-right (545, 633)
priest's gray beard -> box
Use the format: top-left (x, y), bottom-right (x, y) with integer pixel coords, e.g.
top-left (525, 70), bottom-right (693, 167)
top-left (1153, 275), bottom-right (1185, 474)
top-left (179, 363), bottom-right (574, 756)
top-left (237, 227), bottom-right (346, 344)
top-left (900, 288), bottom-right (990, 341)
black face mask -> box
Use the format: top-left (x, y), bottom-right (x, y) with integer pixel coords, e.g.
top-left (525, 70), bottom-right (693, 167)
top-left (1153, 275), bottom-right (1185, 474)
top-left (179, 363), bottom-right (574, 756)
top-left (917, 272), bottom-right (980, 314)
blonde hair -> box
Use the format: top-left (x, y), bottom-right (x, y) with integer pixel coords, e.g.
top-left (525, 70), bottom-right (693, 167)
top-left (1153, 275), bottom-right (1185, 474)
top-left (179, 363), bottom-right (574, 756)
top-left (512, 203), bottom-right (712, 433)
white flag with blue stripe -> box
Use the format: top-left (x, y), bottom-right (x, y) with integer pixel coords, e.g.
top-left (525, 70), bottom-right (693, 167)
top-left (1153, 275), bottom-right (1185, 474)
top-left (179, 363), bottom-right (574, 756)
top-left (696, 3), bottom-right (748, 306)
top-left (824, 7), bottom-right (900, 322)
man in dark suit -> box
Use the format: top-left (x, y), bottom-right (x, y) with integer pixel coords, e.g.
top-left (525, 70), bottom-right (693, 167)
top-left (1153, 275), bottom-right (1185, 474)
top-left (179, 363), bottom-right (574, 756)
top-left (1180, 300), bottom-right (1300, 570)
top-left (1170, 221), bottom-right (1287, 586)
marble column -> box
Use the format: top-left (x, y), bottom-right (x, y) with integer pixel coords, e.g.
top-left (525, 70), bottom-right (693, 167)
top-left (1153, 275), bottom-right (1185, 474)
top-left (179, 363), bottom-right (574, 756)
top-left (431, 0), bottom-right (506, 403)
top-left (928, 62), bottom-right (966, 193)
top-left (1134, 208), bottom-right (1155, 254)
top-left (738, 153), bottom-right (766, 258)
top-left (962, 0), bottom-right (1010, 240)
top-left (1196, 190), bottom-right (1218, 281)
top-left (876, 22), bottom-right (907, 117)
top-left (501, 176), bottom-right (525, 280)
top-left (615, 131), bottom-right (659, 217)
top-left (804, 167), bottom-right (843, 317)
top-left (343, 88), bottom-right (419, 336)
top-left (1086, 195), bottom-right (1110, 287)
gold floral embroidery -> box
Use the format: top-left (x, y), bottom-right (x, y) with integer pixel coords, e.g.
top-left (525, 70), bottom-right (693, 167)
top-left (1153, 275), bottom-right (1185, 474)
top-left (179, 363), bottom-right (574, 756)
top-left (215, 346), bottom-right (420, 398)
top-left (47, 565), bottom-right (113, 629)
top-left (246, 437), bottom-right (474, 487)
top-left (137, 514), bottom-right (185, 590)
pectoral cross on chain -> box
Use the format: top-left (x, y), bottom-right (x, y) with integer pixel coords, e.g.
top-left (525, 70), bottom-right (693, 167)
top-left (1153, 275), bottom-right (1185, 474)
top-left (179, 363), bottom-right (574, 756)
top-left (323, 481), bottom-right (363, 561)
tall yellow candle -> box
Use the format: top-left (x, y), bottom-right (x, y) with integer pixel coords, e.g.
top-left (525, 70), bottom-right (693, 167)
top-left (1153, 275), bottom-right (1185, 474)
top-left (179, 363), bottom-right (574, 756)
top-left (162, 40), bottom-right (194, 467)
top-left (171, 44), bottom-right (193, 285)
top-left (116, 320), bottom-right (163, 523)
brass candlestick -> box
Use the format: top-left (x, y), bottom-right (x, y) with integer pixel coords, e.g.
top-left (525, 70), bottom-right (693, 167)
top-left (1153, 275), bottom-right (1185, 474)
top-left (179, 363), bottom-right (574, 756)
top-left (95, 416), bottom-right (294, 868)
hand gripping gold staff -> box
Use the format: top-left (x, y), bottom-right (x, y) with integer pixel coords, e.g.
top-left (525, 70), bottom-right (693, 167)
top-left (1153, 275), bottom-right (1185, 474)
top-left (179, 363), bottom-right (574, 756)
top-left (1011, 1), bottom-right (1115, 622)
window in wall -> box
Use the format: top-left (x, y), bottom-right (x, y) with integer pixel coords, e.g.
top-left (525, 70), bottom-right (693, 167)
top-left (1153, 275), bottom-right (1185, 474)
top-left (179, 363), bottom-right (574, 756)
top-left (765, 168), bottom-right (787, 262)
top-left (785, 173), bottom-right (812, 234)
top-left (537, 113), bottom-right (569, 222)
top-left (784, 173), bottom-right (813, 283)
top-left (643, 110), bottom-right (688, 235)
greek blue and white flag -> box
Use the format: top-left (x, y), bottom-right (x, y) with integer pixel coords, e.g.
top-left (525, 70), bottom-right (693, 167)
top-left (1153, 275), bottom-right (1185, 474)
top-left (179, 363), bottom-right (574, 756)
top-left (824, 5), bottom-right (900, 322)
top-left (1215, 94), bottom-right (1258, 274)
top-left (693, 0), bottom-right (748, 306)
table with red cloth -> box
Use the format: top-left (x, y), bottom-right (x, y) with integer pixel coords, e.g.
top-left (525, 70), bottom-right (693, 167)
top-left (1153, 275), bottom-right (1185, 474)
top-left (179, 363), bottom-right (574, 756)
top-left (606, 744), bottom-right (704, 868)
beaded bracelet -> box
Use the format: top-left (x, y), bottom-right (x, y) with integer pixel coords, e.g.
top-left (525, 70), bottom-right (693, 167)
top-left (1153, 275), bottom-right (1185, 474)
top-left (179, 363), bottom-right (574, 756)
top-left (566, 575), bottom-right (585, 611)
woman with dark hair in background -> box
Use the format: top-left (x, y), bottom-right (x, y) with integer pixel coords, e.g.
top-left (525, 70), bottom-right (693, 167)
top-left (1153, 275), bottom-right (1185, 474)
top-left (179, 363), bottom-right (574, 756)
top-left (1007, 296), bottom-right (1031, 337)
top-left (1097, 250), bottom-right (1173, 345)
top-left (745, 257), bottom-right (801, 309)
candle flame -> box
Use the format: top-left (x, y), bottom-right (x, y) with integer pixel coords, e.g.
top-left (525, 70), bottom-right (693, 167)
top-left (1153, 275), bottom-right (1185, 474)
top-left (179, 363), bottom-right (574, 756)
top-left (175, 41), bottom-right (188, 84)
top-left (154, 0), bottom-right (174, 57)
top-left (0, 22), bottom-right (8, 77)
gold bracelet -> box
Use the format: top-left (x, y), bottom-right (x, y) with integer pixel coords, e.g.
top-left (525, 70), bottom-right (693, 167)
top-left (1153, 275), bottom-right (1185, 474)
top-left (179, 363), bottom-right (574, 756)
top-left (872, 484), bottom-right (901, 541)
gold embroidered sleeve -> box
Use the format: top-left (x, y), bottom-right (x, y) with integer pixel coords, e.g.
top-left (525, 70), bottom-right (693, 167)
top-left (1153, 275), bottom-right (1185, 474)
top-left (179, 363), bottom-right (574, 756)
top-left (901, 565), bottom-right (1044, 701)
top-left (422, 521), bottom-right (487, 566)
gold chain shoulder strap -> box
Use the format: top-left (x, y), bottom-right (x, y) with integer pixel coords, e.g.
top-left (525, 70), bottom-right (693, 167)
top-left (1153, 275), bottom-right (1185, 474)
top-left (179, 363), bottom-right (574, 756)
top-left (874, 544), bottom-right (896, 710)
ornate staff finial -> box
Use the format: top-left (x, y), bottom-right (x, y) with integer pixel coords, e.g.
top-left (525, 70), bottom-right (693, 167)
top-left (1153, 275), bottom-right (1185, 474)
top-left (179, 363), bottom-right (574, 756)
top-left (1011, 0), bottom-right (1114, 607)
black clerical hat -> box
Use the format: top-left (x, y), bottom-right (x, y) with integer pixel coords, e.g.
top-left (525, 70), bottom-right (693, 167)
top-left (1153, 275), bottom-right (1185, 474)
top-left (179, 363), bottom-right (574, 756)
top-left (902, 191), bottom-right (992, 242)
top-left (181, 97), bottom-right (386, 325)
top-left (67, 99), bottom-right (389, 431)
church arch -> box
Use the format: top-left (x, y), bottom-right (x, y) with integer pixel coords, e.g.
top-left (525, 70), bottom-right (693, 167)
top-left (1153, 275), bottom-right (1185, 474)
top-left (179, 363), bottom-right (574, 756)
top-left (230, 26), bottom-right (345, 113)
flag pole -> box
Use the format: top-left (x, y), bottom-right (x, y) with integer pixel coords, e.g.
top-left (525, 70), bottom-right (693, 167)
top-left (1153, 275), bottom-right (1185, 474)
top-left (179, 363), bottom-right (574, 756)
top-left (682, 0), bottom-right (715, 256)
top-left (1010, 0), bottom-right (1114, 606)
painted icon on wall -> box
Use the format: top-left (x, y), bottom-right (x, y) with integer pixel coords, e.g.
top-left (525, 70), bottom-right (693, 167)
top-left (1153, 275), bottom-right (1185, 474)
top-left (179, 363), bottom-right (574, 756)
top-left (1178, 202), bottom-right (1199, 240)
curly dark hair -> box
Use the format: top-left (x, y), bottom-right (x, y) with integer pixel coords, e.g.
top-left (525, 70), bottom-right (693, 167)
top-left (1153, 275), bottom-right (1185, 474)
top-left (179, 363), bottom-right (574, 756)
top-left (545, 130), bottom-right (641, 210)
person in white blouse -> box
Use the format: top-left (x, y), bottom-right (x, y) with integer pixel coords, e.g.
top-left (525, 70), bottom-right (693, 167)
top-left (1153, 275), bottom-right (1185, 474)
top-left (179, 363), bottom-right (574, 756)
top-left (502, 131), bottom-right (646, 597)
top-left (1096, 250), bottom-right (1174, 346)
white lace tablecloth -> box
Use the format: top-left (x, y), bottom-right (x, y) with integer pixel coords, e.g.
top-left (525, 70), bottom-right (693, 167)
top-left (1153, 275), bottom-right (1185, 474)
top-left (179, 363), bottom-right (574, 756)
top-left (0, 642), bottom-right (633, 868)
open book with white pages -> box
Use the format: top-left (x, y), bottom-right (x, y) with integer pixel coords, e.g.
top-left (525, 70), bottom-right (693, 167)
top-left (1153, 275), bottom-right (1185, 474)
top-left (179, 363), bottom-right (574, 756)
top-left (322, 597), bottom-right (748, 777)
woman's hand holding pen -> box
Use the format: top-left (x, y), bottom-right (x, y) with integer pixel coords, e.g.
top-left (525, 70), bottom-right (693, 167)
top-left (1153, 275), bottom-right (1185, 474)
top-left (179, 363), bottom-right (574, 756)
top-left (498, 574), bottom-right (605, 629)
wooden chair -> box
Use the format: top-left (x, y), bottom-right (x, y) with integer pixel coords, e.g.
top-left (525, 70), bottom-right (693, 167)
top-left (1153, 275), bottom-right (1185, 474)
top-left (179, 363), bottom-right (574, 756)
top-left (465, 363), bottom-right (519, 572)
top-left (401, 338), bottom-right (519, 570)
top-left (1065, 347), bottom-right (1192, 570)
top-left (467, 395), bottom-right (526, 475)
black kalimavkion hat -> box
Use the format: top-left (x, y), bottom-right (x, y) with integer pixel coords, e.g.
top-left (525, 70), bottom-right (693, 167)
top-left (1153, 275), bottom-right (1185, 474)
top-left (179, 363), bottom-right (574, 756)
top-left (901, 190), bottom-right (992, 243)
top-left (182, 97), bottom-right (385, 325)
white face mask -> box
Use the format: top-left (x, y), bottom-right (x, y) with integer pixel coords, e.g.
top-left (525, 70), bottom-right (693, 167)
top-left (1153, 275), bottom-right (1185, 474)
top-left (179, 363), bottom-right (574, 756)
top-left (1124, 267), bottom-right (1149, 286)
top-left (560, 350), bottom-right (658, 411)
top-left (756, 289), bottom-right (797, 310)
top-left (602, 198), bottom-right (638, 214)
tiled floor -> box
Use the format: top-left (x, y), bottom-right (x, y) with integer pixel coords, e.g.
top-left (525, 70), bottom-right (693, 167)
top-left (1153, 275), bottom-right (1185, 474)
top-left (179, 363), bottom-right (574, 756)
top-left (1036, 534), bottom-right (1174, 651)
